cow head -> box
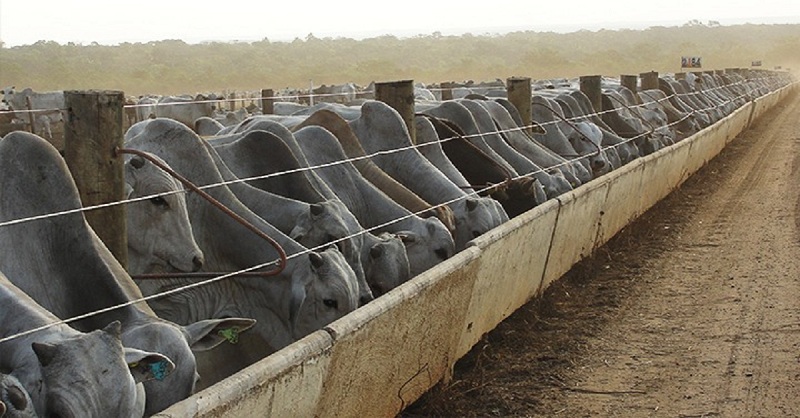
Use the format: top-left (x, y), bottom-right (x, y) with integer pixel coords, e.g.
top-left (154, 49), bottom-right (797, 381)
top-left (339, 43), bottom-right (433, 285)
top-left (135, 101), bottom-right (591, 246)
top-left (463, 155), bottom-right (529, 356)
top-left (362, 232), bottom-right (411, 297)
top-left (289, 248), bottom-right (359, 340)
top-left (124, 153), bottom-right (205, 275)
top-left (289, 199), bottom-right (373, 305)
top-left (30, 321), bottom-right (174, 418)
top-left (121, 317), bottom-right (256, 415)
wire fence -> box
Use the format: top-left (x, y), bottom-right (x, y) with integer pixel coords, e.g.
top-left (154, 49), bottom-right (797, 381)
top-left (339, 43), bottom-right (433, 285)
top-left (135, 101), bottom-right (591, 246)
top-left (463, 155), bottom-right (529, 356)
top-left (0, 71), bottom-right (792, 344)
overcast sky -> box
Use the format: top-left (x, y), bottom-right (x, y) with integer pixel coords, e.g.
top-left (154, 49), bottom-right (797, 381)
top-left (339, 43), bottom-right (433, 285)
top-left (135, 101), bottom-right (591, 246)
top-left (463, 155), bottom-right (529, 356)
top-left (1, 0), bottom-right (799, 47)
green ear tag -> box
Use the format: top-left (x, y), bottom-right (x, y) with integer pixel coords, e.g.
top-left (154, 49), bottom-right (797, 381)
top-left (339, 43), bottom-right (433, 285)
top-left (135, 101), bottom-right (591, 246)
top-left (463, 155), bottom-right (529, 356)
top-left (219, 327), bottom-right (240, 344)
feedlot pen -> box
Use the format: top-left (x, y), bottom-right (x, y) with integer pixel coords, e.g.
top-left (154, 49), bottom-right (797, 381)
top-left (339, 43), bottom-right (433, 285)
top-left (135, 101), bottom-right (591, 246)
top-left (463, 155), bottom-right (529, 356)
top-left (406, 91), bottom-right (800, 417)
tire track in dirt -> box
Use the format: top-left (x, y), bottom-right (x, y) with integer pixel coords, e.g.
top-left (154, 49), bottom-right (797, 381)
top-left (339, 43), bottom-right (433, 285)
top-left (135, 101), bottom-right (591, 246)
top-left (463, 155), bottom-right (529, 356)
top-left (689, 93), bottom-right (800, 417)
top-left (405, 90), bottom-right (800, 418)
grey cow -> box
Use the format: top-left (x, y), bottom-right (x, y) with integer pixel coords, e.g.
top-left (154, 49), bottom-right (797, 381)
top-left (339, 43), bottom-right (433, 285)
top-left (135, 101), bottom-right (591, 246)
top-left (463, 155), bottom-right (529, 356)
top-left (0, 272), bottom-right (173, 417)
top-left (0, 131), bottom-right (255, 416)
top-left (124, 118), bottom-right (360, 388)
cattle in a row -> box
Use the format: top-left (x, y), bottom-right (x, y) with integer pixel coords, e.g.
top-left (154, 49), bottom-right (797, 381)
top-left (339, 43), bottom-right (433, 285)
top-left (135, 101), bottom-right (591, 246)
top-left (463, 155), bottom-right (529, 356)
top-left (0, 131), bottom-right (257, 416)
top-left (0, 87), bottom-right (65, 140)
top-left (0, 69), bottom-right (790, 416)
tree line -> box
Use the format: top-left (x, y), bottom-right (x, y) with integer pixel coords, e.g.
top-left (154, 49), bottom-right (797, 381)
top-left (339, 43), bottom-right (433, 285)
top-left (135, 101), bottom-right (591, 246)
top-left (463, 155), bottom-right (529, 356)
top-left (1, 22), bottom-right (797, 96)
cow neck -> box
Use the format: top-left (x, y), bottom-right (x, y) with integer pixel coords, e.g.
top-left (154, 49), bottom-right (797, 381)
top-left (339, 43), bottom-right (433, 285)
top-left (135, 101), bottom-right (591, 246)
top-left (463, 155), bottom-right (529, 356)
top-left (294, 126), bottom-right (419, 232)
top-left (299, 109), bottom-right (438, 215)
top-left (0, 132), bottom-right (152, 332)
top-left (353, 105), bottom-right (466, 204)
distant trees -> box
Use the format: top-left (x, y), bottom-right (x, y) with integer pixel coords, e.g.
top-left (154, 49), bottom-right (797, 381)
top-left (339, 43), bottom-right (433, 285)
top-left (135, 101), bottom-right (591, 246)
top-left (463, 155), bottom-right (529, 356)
top-left (1, 23), bottom-right (797, 96)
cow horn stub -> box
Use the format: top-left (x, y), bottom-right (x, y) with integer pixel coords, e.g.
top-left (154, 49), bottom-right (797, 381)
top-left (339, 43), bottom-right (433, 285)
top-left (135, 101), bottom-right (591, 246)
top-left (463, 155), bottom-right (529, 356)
top-left (310, 203), bottom-right (325, 216)
top-left (309, 252), bottom-right (325, 269)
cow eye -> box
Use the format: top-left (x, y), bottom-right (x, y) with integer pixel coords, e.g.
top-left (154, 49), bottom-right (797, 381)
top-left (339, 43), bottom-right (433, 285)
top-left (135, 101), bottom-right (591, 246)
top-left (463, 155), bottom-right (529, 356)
top-left (150, 196), bottom-right (169, 208)
top-left (323, 299), bottom-right (338, 309)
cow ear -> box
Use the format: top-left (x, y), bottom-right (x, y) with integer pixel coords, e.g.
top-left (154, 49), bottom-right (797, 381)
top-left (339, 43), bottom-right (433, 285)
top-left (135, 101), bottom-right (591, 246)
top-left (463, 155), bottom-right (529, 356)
top-left (183, 318), bottom-right (257, 352)
top-left (124, 182), bottom-right (134, 199)
top-left (32, 342), bottom-right (58, 367)
top-left (397, 232), bottom-right (417, 244)
top-left (125, 348), bottom-right (175, 384)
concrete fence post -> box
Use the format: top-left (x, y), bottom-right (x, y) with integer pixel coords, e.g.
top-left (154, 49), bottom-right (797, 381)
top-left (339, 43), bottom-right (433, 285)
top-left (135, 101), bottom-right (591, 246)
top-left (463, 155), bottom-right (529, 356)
top-left (506, 77), bottom-right (532, 134)
top-left (64, 90), bottom-right (128, 269)
top-left (375, 80), bottom-right (416, 144)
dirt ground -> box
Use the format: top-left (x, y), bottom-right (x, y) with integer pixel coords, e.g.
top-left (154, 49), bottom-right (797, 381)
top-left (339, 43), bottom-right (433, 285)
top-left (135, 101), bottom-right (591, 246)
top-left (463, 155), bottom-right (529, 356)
top-left (403, 90), bottom-right (800, 418)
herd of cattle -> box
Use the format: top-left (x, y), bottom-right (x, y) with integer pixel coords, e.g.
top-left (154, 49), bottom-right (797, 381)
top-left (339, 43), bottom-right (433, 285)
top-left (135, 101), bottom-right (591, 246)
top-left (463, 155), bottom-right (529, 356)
top-left (0, 69), bottom-right (793, 417)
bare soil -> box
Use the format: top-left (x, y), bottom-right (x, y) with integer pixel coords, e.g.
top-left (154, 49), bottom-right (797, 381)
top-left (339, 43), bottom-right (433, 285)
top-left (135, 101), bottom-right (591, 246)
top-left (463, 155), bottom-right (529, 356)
top-left (403, 90), bottom-right (800, 418)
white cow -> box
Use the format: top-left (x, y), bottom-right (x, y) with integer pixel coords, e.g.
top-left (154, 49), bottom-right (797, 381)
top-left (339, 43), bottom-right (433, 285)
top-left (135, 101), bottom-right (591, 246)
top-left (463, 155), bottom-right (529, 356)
top-left (154, 94), bottom-right (216, 129)
top-left (0, 272), bottom-right (174, 418)
top-left (0, 131), bottom-right (256, 416)
top-left (193, 116), bottom-right (225, 136)
top-left (135, 95), bottom-right (159, 122)
top-left (1, 87), bottom-right (64, 140)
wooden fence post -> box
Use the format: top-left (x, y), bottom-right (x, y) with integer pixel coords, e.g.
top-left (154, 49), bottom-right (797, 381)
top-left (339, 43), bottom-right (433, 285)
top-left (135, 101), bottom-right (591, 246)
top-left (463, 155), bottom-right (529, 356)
top-left (441, 82), bottom-right (454, 101)
top-left (64, 90), bottom-right (128, 269)
top-left (24, 96), bottom-right (36, 135)
top-left (375, 80), bottom-right (416, 144)
top-left (506, 77), bottom-right (532, 134)
top-left (640, 71), bottom-right (659, 90)
top-left (620, 74), bottom-right (638, 93)
top-left (579, 75), bottom-right (602, 113)
top-left (675, 72), bottom-right (686, 80)
top-left (261, 89), bottom-right (274, 115)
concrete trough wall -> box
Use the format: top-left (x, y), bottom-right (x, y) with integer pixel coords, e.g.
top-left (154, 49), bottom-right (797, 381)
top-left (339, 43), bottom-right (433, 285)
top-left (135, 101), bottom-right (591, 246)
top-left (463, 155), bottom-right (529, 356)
top-left (156, 83), bottom-right (794, 418)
